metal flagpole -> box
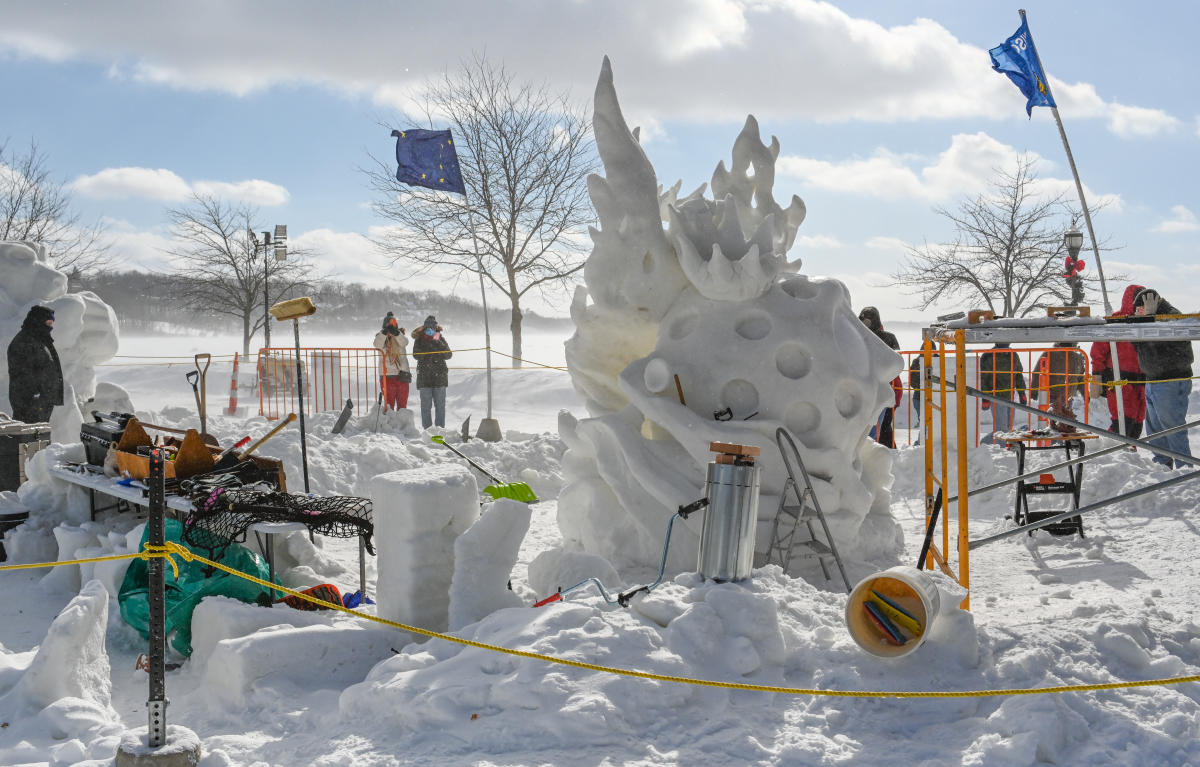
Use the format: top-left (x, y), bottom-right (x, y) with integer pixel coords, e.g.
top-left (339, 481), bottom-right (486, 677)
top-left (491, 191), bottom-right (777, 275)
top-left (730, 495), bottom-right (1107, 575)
top-left (461, 192), bottom-right (500, 440)
top-left (1020, 9), bottom-right (1113, 316)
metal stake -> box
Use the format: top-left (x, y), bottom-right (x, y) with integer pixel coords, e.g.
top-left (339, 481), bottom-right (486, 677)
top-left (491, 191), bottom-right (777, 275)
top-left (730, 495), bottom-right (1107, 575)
top-left (292, 318), bottom-right (310, 493)
top-left (147, 449), bottom-right (168, 747)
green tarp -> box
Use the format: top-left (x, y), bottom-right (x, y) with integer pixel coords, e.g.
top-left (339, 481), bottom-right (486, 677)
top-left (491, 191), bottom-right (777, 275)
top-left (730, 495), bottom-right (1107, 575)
top-left (118, 518), bottom-right (275, 656)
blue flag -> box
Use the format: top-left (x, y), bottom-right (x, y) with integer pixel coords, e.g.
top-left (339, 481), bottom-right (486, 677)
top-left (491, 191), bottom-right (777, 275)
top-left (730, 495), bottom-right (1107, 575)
top-left (390, 129), bottom-right (466, 195)
top-left (989, 19), bottom-right (1056, 117)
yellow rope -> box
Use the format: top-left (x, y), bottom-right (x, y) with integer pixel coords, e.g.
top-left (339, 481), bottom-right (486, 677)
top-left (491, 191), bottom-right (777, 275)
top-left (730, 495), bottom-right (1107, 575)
top-left (5, 547), bottom-right (1198, 699)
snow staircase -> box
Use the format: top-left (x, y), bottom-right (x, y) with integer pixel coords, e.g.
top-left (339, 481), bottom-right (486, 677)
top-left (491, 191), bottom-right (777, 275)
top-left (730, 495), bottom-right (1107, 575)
top-left (758, 427), bottom-right (851, 593)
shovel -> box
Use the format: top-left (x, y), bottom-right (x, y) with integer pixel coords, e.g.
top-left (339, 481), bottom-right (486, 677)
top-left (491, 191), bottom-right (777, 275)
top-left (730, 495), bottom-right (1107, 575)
top-left (431, 435), bottom-right (538, 503)
top-left (194, 353), bottom-right (211, 436)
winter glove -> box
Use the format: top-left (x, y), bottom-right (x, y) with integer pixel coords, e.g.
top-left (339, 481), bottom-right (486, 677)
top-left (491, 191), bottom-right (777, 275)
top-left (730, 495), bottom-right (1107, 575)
top-left (981, 400), bottom-right (991, 410)
top-left (1097, 368), bottom-right (1113, 385)
top-left (1138, 290), bottom-right (1161, 315)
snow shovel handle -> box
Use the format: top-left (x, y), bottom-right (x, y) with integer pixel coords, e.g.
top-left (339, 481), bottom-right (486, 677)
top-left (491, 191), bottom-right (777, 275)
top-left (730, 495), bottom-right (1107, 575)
top-left (431, 435), bottom-right (503, 485)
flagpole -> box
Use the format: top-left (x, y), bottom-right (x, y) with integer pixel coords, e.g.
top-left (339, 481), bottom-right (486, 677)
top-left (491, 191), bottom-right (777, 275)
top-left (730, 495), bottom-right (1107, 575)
top-left (462, 193), bottom-right (497, 435)
top-left (1019, 9), bottom-right (1113, 316)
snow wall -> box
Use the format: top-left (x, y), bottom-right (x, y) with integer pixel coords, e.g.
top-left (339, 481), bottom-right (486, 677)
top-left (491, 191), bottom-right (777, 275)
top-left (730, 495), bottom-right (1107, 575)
top-left (559, 58), bottom-right (905, 579)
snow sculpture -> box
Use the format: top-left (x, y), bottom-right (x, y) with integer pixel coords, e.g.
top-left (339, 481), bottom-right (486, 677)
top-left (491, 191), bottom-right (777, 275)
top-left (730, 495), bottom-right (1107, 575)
top-left (560, 58), bottom-right (903, 578)
top-left (0, 240), bottom-right (119, 416)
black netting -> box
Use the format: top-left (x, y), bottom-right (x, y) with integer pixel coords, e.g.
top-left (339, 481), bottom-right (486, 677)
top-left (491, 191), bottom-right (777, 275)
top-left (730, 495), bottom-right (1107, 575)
top-left (182, 487), bottom-right (374, 564)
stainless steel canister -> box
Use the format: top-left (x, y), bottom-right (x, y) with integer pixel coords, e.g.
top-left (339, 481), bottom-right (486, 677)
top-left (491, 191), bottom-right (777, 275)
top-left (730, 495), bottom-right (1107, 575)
top-left (697, 460), bottom-right (760, 582)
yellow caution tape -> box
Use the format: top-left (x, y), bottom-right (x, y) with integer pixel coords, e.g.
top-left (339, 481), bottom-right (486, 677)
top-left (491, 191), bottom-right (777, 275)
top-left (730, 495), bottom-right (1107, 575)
top-left (4, 546), bottom-right (1199, 699)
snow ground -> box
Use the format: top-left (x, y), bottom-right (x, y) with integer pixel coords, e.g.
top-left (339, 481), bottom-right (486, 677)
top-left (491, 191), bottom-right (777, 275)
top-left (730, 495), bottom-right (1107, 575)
top-left (1, 329), bottom-right (1200, 766)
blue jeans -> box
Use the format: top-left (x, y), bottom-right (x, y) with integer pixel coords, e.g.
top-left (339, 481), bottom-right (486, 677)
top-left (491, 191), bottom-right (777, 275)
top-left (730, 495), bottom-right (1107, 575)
top-left (419, 386), bottom-right (447, 429)
top-left (1145, 379), bottom-right (1193, 468)
top-left (979, 398), bottom-right (1015, 445)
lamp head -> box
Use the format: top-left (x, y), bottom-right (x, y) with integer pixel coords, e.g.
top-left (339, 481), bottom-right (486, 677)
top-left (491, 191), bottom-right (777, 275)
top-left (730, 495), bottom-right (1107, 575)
top-left (1065, 229), bottom-right (1083, 258)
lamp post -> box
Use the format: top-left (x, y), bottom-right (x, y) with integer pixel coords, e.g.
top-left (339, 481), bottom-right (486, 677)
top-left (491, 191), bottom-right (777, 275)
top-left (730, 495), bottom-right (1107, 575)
top-left (1063, 228), bottom-right (1085, 306)
top-left (250, 225), bottom-right (288, 349)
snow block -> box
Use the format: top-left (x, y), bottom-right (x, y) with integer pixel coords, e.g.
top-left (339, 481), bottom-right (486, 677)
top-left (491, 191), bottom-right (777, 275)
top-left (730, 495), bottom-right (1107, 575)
top-left (19, 580), bottom-right (114, 713)
top-left (188, 596), bottom-right (347, 668)
top-left (371, 463), bottom-right (479, 635)
top-left (202, 623), bottom-right (398, 709)
top-left (448, 498), bottom-right (530, 630)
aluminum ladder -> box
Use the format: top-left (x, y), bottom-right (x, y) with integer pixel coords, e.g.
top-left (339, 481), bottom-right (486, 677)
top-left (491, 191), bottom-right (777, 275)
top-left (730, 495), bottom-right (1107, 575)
top-left (758, 427), bottom-right (851, 593)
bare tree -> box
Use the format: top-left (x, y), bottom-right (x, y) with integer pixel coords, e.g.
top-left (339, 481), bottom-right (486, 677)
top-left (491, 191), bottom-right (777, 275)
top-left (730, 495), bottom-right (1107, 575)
top-left (0, 139), bottom-right (109, 278)
top-left (894, 158), bottom-right (1117, 317)
top-left (163, 194), bottom-right (317, 357)
top-left (367, 54), bottom-right (597, 366)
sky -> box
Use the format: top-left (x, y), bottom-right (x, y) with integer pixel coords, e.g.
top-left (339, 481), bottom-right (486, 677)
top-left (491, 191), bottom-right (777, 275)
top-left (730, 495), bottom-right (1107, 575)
top-left (1, 0), bottom-right (1197, 322)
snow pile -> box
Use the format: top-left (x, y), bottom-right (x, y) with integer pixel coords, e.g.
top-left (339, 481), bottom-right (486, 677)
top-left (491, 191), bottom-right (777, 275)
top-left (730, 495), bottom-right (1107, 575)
top-left (0, 240), bottom-right (119, 417)
top-left (561, 60), bottom-right (902, 577)
top-left (0, 580), bottom-right (125, 764)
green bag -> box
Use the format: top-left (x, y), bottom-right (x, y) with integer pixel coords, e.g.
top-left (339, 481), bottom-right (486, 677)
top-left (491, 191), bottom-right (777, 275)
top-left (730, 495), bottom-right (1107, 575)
top-left (118, 518), bottom-right (275, 656)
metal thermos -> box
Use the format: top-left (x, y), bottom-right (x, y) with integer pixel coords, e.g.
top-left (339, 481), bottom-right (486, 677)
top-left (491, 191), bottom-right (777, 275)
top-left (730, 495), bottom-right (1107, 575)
top-left (697, 459), bottom-right (760, 582)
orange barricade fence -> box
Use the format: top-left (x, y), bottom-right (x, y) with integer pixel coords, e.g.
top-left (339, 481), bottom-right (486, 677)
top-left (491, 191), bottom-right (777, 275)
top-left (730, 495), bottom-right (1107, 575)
top-left (258, 347), bottom-right (385, 421)
top-left (895, 346), bottom-right (1092, 447)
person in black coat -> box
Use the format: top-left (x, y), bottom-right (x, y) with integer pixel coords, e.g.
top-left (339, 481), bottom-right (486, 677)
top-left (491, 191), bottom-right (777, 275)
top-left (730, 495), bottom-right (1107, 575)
top-left (979, 342), bottom-right (1027, 443)
top-left (412, 315), bottom-right (452, 429)
top-left (1132, 288), bottom-right (1194, 468)
top-left (7, 305), bottom-right (64, 423)
top-left (858, 306), bottom-right (901, 447)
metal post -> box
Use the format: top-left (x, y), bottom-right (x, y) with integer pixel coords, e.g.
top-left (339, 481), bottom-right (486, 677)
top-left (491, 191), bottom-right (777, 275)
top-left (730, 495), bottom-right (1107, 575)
top-left (263, 246), bottom-right (271, 349)
top-left (292, 319), bottom-right (310, 493)
top-left (1019, 9), bottom-right (1113, 315)
top-left (147, 449), bottom-right (168, 747)
top-left (461, 199), bottom-right (494, 416)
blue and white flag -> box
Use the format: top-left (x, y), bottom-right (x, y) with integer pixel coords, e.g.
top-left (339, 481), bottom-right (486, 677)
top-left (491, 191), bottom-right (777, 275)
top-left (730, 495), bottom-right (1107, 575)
top-left (390, 128), bottom-right (466, 195)
top-left (989, 18), bottom-right (1056, 117)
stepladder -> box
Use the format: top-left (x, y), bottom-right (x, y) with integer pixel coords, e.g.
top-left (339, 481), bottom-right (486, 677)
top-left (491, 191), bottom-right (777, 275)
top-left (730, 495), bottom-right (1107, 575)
top-left (757, 427), bottom-right (851, 593)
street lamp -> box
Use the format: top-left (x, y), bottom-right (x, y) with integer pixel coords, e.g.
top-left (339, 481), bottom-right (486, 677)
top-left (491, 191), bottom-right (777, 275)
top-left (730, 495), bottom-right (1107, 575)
top-left (1063, 228), bottom-right (1085, 306)
top-left (250, 225), bottom-right (287, 348)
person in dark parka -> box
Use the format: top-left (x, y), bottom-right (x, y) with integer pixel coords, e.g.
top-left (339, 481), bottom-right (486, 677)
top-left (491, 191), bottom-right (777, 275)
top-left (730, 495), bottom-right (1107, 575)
top-left (858, 306), bottom-right (902, 447)
top-left (7, 305), bottom-right (64, 423)
top-left (979, 342), bottom-right (1027, 442)
top-left (412, 315), bottom-right (452, 429)
top-left (1132, 288), bottom-right (1194, 468)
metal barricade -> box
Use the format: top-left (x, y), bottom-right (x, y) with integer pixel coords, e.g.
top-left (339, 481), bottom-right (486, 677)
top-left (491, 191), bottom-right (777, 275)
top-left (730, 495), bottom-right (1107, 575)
top-left (896, 346), bottom-right (1091, 447)
top-left (258, 347), bottom-right (384, 421)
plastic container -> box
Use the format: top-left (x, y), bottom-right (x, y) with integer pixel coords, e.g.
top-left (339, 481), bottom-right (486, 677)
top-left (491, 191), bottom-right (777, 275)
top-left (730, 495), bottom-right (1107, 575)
top-left (845, 565), bottom-right (941, 658)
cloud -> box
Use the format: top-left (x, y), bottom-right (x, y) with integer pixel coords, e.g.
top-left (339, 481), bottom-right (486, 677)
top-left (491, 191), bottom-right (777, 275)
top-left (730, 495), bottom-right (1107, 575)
top-left (777, 132), bottom-right (1121, 209)
top-left (794, 234), bottom-right (843, 249)
top-left (70, 167), bottom-right (289, 205)
top-left (1151, 205), bottom-right (1199, 234)
top-left (69, 167), bottom-right (191, 200)
top-left (865, 236), bottom-right (909, 252)
top-left (0, 0), bottom-right (1174, 136)
top-left (192, 179), bottom-right (289, 206)
top-left (1106, 103), bottom-right (1181, 138)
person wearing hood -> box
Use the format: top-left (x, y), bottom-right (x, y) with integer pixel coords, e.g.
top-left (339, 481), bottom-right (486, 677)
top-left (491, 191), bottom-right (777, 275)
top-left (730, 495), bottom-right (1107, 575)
top-left (1131, 288), bottom-right (1194, 468)
top-left (373, 311), bottom-right (411, 412)
top-left (6, 305), bottom-right (64, 423)
top-left (412, 315), bottom-right (452, 429)
top-left (858, 306), bottom-right (902, 447)
top-left (1090, 285), bottom-right (1146, 438)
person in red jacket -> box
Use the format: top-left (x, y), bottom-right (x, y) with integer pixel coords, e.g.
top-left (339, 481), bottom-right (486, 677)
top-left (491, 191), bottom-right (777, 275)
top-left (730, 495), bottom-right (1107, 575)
top-left (1090, 285), bottom-right (1146, 438)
